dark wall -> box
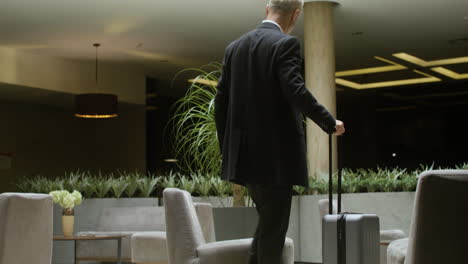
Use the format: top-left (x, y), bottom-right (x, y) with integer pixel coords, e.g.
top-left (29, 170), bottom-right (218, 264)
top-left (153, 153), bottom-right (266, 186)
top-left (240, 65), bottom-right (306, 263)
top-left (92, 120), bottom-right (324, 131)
top-left (0, 100), bottom-right (146, 193)
top-left (337, 80), bottom-right (468, 170)
top-left (146, 78), bottom-right (178, 174)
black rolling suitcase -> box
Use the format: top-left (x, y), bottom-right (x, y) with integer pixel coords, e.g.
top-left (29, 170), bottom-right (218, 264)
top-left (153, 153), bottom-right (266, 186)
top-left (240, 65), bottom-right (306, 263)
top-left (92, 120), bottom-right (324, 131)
top-left (322, 134), bottom-right (380, 264)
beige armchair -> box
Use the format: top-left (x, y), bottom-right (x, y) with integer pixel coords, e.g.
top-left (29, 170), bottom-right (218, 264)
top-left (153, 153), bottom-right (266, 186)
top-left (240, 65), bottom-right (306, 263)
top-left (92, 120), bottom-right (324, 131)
top-left (387, 170), bottom-right (468, 264)
top-left (0, 193), bottom-right (53, 264)
top-left (163, 188), bottom-right (294, 264)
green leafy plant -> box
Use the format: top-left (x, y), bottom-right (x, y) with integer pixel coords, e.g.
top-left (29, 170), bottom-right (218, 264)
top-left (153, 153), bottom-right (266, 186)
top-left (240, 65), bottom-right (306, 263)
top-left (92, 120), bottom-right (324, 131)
top-left (210, 177), bottom-right (232, 197)
top-left (111, 177), bottom-right (129, 198)
top-left (63, 171), bottom-right (82, 192)
top-left (123, 172), bottom-right (140, 198)
top-left (94, 173), bottom-right (112, 198)
top-left (293, 185), bottom-right (307, 195)
top-left (456, 163), bottom-right (468, 169)
top-left (193, 173), bottom-right (213, 197)
top-left (179, 175), bottom-right (196, 194)
top-left (138, 175), bottom-right (160, 197)
top-left (14, 164), bottom-right (467, 199)
top-left (161, 170), bottom-right (179, 189)
top-left (168, 63), bottom-right (222, 175)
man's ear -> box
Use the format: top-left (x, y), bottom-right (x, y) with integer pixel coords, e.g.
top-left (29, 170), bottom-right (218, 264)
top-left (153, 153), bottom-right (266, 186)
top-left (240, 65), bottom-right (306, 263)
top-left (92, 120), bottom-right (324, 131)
top-left (293, 8), bottom-right (301, 22)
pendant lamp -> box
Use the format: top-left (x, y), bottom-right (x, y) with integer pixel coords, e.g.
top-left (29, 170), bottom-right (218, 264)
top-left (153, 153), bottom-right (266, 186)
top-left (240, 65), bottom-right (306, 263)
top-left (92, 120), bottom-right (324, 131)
top-left (75, 43), bottom-right (118, 118)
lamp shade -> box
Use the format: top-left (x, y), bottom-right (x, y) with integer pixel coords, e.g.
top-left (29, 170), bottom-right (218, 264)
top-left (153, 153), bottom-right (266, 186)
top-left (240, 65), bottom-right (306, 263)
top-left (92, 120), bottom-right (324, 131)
top-left (75, 93), bottom-right (118, 118)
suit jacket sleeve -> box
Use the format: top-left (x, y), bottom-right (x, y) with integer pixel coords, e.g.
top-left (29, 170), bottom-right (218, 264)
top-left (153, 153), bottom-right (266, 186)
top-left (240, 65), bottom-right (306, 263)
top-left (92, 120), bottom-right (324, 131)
top-left (215, 52), bottom-right (230, 154)
top-left (276, 37), bottom-right (336, 134)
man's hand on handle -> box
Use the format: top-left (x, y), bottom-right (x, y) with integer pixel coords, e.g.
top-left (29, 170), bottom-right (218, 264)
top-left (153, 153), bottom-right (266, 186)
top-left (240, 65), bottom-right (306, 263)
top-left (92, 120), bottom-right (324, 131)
top-left (334, 120), bottom-right (345, 136)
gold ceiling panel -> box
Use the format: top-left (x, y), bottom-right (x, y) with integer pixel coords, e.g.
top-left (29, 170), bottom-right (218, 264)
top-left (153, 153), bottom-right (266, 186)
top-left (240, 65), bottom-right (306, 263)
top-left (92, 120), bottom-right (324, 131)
top-left (335, 56), bottom-right (407, 77)
top-left (336, 53), bottom-right (467, 89)
top-left (393, 53), bottom-right (468, 67)
top-left (336, 70), bottom-right (441, 90)
top-left (431, 67), bottom-right (468, 80)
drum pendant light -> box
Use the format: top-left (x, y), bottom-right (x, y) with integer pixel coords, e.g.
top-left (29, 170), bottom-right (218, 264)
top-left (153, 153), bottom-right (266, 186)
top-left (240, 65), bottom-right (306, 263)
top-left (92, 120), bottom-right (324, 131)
top-left (75, 43), bottom-right (118, 118)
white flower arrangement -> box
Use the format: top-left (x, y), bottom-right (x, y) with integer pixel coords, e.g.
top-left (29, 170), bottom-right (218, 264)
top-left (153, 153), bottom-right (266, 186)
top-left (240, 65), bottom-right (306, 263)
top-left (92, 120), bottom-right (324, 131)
top-left (49, 190), bottom-right (83, 209)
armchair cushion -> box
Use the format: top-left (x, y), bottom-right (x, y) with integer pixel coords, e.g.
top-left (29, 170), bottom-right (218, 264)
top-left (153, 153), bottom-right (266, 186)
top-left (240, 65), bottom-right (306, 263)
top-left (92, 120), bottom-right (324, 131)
top-left (131, 231), bottom-right (167, 263)
top-left (196, 237), bottom-right (294, 264)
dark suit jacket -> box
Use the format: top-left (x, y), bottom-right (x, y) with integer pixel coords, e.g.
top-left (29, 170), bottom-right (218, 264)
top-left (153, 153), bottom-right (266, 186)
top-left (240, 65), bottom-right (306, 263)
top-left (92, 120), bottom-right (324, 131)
top-left (215, 22), bottom-right (336, 187)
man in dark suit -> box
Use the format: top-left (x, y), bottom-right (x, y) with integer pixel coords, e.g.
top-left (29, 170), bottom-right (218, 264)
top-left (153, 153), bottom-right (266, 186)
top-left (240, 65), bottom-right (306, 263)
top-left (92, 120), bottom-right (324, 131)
top-left (215, 0), bottom-right (345, 263)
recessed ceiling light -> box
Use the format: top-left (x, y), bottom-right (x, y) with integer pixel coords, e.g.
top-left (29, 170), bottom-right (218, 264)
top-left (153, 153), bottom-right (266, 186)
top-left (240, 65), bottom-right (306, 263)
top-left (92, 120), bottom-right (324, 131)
top-left (188, 78), bottom-right (218, 86)
top-left (393, 53), bottom-right (468, 67)
top-left (431, 67), bottom-right (468, 80)
top-left (336, 70), bottom-right (441, 90)
top-left (335, 56), bottom-right (407, 77)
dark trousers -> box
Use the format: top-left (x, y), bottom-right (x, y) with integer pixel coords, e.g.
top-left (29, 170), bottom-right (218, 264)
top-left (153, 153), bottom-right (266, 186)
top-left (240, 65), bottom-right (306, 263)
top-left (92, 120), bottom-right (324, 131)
top-left (246, 183), bottom-right (293, 264)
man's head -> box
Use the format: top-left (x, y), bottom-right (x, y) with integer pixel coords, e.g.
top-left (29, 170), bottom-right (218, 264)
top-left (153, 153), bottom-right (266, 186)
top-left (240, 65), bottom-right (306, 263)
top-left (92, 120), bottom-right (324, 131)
top-left (266, 0), bottom-right (303, 34)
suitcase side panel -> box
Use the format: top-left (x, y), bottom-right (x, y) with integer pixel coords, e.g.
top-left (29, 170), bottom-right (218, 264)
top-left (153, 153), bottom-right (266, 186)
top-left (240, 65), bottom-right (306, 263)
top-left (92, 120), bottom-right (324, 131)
top-left (345, 215), bottom-right (380, 264)
top-left (322, 214), bottom-right (380, 264)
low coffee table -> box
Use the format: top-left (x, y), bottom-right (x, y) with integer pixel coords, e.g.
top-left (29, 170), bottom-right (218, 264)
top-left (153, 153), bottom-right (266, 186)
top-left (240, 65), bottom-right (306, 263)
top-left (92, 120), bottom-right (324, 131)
top-left (53, 235), bottom-right (126, 264)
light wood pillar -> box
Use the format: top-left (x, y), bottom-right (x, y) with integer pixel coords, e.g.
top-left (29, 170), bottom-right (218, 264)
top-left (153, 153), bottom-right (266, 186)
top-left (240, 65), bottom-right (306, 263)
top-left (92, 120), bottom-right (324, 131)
top-left (303, 1), bottom-right (339, 180)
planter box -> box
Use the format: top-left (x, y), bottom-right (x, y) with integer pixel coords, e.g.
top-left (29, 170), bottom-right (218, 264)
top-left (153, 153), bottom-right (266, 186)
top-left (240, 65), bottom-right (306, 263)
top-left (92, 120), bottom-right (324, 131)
top-left (52, 198), bottom-right (159, 264)
top-left (51, 192), bottom-right (415, 264)
top-left (210, 196), bottom-right (301, 260)
top-left (299, 192), bottom-right (415, 263)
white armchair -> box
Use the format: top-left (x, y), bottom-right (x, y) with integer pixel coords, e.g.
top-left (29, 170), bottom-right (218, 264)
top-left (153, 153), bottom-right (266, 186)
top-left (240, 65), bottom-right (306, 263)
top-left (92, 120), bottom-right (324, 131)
top-left (76, 203), bottom-right (215, 264)
top-left (387, 170), bottom-right (468, 264)
top-left (0, 193), bottom-right (53, 264)
top-left (163, 188), bottom-right (294, 264)
top-left (130, 202), bottom-right (216, 264)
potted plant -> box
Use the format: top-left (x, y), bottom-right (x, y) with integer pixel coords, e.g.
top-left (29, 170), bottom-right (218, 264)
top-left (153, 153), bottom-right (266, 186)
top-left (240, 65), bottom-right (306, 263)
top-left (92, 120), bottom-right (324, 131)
top-left (168, 63), bottom-right (246, 207)
top-left (49, 190), bottom-right (83, 236)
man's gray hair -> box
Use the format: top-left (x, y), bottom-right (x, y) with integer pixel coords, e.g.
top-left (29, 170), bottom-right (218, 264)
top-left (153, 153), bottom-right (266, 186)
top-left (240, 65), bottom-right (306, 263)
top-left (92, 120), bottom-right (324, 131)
top-left (268, 0), bottom-right (304, 13)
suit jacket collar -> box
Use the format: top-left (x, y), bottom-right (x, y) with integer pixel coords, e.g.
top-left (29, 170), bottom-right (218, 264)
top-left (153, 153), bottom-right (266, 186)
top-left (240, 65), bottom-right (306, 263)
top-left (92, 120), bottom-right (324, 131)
top-left (257, 22), bottom-right (282, 32)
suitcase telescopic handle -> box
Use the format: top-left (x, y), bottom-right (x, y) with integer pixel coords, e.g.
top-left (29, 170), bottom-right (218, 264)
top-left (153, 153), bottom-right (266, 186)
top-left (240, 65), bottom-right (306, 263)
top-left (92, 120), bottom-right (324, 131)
top-left (329, 133), bottom-right (343, 215)
top-left (328, 134), bottom-right (333, 215)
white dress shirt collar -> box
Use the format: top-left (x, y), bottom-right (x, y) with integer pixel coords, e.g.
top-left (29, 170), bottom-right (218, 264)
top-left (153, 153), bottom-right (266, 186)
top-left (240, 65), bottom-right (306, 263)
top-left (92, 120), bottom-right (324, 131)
top-left (262, 20), bottom-right (283, 32)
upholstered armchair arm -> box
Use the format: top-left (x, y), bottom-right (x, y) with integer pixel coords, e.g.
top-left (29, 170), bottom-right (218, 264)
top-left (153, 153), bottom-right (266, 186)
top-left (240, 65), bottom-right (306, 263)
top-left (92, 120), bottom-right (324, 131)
top-left (387, 238), bottom-right (408, 264)
top-left (194, 202), bottom-right (216, 243)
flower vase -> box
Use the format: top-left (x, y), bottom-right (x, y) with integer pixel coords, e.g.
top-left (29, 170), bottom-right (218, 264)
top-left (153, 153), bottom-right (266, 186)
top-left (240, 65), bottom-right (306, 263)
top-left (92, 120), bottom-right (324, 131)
top-left (62, 208), bottom-right (74, 237)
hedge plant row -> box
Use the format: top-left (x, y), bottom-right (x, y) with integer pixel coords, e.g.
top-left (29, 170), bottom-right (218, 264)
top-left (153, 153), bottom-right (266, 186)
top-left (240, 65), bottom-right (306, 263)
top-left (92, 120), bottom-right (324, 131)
top-left (15, 164), bottom-right (468, 198)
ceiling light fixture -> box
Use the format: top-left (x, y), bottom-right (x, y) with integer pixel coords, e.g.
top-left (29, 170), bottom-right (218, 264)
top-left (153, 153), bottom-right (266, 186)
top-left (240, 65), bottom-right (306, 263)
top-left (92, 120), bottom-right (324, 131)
top-left (431, 67), bottom-right (468, 79)
top-left (336, 70), bottom-right (441, 90)
top-left (188, 78), bottom-right (218, 86)
top-left (75, 43), bottom-right (118, 118)
top-left (393, 53), bottom-right (468, 67)
top-left (335, 56), bottom-right (407, 77)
